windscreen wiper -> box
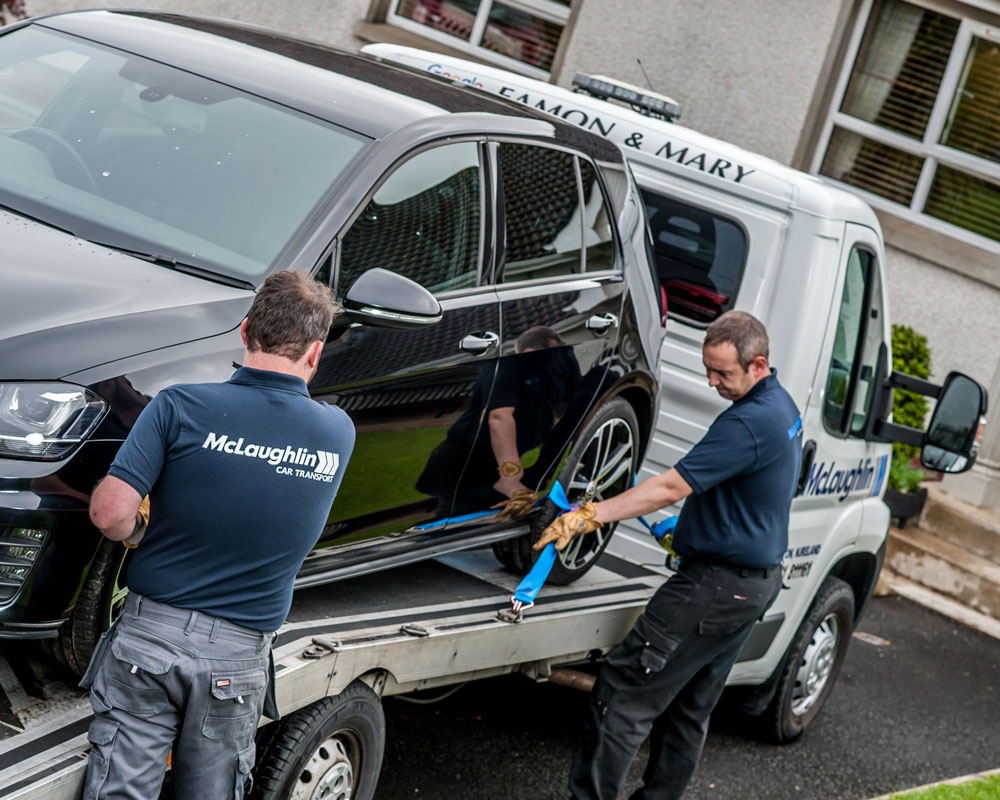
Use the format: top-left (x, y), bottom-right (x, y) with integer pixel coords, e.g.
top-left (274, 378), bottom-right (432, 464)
top-left (88, 240), bottom-right (255, 291)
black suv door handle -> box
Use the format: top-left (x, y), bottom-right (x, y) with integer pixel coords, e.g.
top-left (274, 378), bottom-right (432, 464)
top-left (796, 439), bottom-right (817, 497)
top-left (586, 313), bottom-right (619, 334)
top-left (459, 331), bottom-right (499, 356)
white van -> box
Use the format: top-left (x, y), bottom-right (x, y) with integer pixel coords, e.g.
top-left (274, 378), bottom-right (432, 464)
top-left (362, 44), bottom-right (987, 743)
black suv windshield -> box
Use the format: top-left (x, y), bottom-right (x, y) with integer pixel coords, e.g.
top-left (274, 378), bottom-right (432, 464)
top-left (0, 26), bottom-right (370, 282)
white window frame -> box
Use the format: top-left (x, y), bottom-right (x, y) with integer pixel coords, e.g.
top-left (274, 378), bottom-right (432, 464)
top-left (811, 0), bottom-right (1000, 255)
top-left (386, 0), bottom-right (572, 79)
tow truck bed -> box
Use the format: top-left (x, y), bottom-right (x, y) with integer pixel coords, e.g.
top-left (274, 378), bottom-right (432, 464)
top-left (0, 537), bottom-right (667, 799)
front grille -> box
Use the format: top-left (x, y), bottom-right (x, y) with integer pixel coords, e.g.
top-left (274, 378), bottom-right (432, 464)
top-left (0, 528), bottom-right (47, 602)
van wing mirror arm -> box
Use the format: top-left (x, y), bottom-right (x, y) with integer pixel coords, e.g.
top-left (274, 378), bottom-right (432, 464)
top-left (886, 370), bottom-right (942, 400)
top-left (870, 418), bottom-right (924, 448)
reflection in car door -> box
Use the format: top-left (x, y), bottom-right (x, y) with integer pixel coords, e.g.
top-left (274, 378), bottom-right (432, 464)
top-left (307, 141), bottom-right (500, 554)
top-left (468, 142), bottom-right (625, 505)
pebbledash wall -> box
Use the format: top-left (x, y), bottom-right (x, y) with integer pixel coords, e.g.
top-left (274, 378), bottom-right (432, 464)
top-left (23, 0), bottom-right (1000, 390)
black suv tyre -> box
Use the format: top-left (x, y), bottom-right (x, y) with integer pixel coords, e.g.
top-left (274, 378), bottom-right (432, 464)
top-left (46, 539), bottom-right (130, 676)
top-left (492, 397), bottom-right (639, 584)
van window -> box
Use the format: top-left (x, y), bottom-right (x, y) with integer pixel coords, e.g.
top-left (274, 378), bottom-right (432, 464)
top-left (497, 142), bottom-right (583, 282)
top-left (823, 247), bottom-right (886, 435)
top-left (339, 142), bottom-right (482, 295)
top-left (640, 190), bottom-right (747, 325)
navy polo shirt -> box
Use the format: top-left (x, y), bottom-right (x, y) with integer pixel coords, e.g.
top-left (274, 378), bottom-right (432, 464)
top-left (108, 367), bottom-right (355, 631)
top-left (673, 370), bottom-right (802, 569)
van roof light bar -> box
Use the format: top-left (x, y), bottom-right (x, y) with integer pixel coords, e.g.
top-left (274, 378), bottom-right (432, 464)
top-left (572, 73), bottom-right (682, 122)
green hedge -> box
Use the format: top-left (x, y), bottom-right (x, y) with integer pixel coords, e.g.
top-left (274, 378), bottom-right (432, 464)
top-left (889, 324), bottom-right (931, 492)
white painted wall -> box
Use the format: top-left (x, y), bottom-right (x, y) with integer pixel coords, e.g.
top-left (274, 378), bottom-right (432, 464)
top-left (556, 0), bottom-right (842, 165)
top-left (885, 247), bottom-right (1000, 387)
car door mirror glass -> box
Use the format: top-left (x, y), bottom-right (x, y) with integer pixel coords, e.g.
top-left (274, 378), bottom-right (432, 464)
top-left (920, 372), bottom-right (987, 473)
top-left (344, 268), bottom-right (442, 329)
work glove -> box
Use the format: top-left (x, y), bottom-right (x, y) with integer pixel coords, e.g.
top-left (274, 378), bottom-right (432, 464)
top-left (491, 489), bottom-right (538, 521)
top-left (123, 495), bottom-right (150, 550)
top-left (533, 501), bottom-right (602, 551)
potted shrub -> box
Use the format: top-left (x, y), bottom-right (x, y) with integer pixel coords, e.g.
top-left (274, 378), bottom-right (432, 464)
top-left (883, 324), bottom-right (930, 527)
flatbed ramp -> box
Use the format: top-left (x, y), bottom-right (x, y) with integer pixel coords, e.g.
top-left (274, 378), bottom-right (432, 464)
top-left (0, 544), bottom-right (665, 799)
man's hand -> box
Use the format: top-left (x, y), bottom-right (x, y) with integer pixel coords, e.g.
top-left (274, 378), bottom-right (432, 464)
top-left (491, 488), bottom-right (537, 521)
top-left (534, 502), bottom-right (602, 551)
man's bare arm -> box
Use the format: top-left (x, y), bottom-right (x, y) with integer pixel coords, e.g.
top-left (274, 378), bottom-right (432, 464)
top-left (593, 468), bottom-right (693, 524)
top-left (90, 476), bottom-right (144, 541)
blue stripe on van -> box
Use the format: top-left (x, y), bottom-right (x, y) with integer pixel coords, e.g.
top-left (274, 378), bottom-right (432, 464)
top-left (872, 454), bottom-right (889, 496)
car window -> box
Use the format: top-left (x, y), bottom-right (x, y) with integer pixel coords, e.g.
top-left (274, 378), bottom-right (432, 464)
top-left (0, 27), bottom-right (369, 282)
top-left (640, 189), bottom-right (747, 325)
top-left (497, 142), bottom-right (583, 283)
top-left (338, 142), bottom-right (482, 296)
top-left (823, 247), bottom-right (885, 435)
top-left (578, 159), bottom-right (615, 272)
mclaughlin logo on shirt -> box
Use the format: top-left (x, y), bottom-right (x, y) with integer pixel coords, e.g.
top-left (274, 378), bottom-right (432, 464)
top-left (202, 432), bottom-right (339, 482)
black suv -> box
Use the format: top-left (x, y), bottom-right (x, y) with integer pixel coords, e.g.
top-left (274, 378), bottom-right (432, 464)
top-left (0, 10), bottom-right (662, 674)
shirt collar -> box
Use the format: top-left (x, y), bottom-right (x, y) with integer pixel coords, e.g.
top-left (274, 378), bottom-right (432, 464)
top-left (229, 366), bottom-right (310, 396)
top-left (737, 368), bottom-right (777, 404)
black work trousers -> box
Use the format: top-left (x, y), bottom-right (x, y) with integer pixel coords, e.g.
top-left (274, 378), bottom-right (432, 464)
top-left (569, 560), bottom-right (782, 800)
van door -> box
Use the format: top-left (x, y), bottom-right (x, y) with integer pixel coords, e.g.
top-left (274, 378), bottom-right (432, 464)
top-left (629, 171), bottom-right (784, 486)
top-left (788, 223), bottom-right (892, 587)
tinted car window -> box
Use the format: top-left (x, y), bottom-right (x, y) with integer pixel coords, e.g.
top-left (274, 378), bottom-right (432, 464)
top-left (339, 142), bottom-right (482, 295)
top-left (579, 159), bottom-right (615, 272)
top-left (641, 189), bottom-right (747, 324)
top-left (498, 142), bottom-right (583, 282)
top-left (0, 27), bottom-right (368, 282)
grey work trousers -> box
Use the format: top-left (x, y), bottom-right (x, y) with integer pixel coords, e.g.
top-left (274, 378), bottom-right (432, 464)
top-left (569, 560), bottom-right (782, 800)
top-left (80, 593), bottom-right (273, 800)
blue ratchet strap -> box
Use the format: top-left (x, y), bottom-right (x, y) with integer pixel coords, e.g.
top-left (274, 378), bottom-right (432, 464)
top-left (629, 474), bottom-right (679, 557)
top-left (499, 480), bottom-right (574, 622)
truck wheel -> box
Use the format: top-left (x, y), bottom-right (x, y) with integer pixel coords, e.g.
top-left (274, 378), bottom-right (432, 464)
top-left (492, 398), bottom-right (639, 585)
top-left (761, 576), bottom-right (854, 743)
top-left (253, 681), bottom-right (385, 800)
top-left (48, 538), bottom-right (131, 677)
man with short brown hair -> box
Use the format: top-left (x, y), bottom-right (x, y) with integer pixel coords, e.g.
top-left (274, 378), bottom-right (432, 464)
top-left (82, 269), bottom-right (354, 800)
top-left (539, 310), bottom-right (802, 800)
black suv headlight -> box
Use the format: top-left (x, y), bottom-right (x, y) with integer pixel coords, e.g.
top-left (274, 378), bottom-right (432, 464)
top-left (0, 383), bottom-right (107, 460)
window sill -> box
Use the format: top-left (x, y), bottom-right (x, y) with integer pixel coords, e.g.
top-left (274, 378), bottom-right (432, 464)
top-left (875, 209), bottom-right (1000, 292)
top-left (354, 21), bottom-right (495, 65)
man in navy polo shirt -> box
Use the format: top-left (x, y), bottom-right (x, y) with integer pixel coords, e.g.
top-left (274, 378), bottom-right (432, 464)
top-left (537, 310), bottom-right (802, 800)
top-left (82, 270), bottom-right (354, 800)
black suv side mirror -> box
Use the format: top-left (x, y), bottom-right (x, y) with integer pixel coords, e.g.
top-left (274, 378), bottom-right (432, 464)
top-left (920, 372), bottom-right (987, 473)
top-left (343, 268), bottom-right (442, 330)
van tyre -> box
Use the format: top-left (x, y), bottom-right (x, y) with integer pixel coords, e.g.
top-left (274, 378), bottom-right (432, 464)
top-left (46, 538), bottom-right (130, 677)
top-left (492, 398), bottom-right (639, 585)
top-left (252, 681), bottom-right (385, 800)
top-left (761, 576), bottom-right (854, 743)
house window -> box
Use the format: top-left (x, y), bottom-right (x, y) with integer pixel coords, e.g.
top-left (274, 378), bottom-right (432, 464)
top-left (388, 0), bottom-right (572, 76)
top-left (815, 0), bottom-right (1000, 250)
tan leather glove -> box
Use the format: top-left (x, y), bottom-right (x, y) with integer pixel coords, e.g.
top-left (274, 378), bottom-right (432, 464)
top-left (124, 495), bottom-right (150, 550)
top-left (533, 501), bottom-right (602, 551)
top-left (491, 489), bottom-right (538, 521)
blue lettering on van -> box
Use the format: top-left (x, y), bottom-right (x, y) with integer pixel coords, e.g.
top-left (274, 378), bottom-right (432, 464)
top-left (804, 458), bottom-right (877, 502)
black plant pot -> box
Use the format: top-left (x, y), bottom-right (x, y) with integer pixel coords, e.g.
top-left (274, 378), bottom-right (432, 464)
top-left (883, 487), bottom-right (928, 528)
